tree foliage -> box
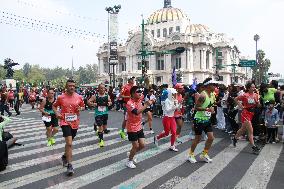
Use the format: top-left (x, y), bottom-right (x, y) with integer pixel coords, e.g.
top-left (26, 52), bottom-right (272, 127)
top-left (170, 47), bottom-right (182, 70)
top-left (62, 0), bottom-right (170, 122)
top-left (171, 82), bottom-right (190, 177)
top-left (252, 50), bottom-right (271, 85)
top-left (0, 59), bottom-right (99, 87)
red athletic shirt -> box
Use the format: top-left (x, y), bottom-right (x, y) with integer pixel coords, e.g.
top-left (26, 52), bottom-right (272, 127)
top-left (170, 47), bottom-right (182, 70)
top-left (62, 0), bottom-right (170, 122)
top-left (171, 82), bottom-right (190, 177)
top-left (121, 84), bottom-right (133, 103)
top-left (126, 98), bottom-right (143, 132)
top-left (238, 93), bottom-right (259, 109)
top-left (53, 93), bottom-right (85, 129)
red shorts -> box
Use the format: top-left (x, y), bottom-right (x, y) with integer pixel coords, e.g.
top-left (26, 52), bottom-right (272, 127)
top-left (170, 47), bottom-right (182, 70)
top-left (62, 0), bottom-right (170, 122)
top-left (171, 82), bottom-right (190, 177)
top-left (241, 110), bottom-right (254, 123)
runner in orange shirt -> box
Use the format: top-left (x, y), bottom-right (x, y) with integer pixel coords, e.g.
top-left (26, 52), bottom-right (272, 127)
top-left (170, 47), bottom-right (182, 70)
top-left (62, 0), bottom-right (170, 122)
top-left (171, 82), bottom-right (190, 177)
top-left (119, 77), bottom-right (135, 139)
top-left (125, 86), bottom-right (153, 169)
top-left (53, 79), bottom-right (85, 176)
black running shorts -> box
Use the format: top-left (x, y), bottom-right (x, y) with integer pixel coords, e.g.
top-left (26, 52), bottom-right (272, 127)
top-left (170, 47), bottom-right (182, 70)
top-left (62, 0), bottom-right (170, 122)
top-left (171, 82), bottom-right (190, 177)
top-left (61, 125), bottom-right (78, 139)
top-left (193, 120), bottom-right (212, 135)
top-left (127, 129), bottom-right (145, 141)
top-left (95, 114), bottom-right (108, 127)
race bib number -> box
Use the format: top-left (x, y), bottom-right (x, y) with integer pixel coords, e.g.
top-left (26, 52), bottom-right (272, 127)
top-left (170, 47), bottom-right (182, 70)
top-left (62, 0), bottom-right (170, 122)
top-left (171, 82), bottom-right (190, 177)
top-left (205, 111), bottom-right (211, 117)
top-left (98, 106), bottom-right (106, 112)
top-left (65, 113), bottom-right (77, 122)
top-left (248, 98), bottom-right (255, 104)
top-left (42, 116), bottom-right (51, 122)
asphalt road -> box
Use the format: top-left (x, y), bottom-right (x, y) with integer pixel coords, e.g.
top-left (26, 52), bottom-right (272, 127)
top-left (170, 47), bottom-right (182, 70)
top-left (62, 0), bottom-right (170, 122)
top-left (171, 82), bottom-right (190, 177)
top-left (0, 104), bottom-right (283, 189)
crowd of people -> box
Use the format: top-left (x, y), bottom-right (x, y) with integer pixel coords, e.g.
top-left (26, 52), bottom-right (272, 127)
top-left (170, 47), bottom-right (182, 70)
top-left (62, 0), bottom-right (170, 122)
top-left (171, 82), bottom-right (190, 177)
top-left (0, 77), bottom-right (284, 175)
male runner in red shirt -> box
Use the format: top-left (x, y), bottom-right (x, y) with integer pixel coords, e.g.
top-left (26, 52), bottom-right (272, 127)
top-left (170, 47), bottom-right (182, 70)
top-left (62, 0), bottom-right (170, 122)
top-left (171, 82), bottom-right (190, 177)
top-left (53, 79), bottom-right (85, 176)
top-left (119, 77), bottom-right (135, 139)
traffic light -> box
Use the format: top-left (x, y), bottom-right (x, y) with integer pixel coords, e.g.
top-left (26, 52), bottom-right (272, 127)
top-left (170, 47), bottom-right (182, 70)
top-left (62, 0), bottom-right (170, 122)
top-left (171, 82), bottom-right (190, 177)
top-left (141, 60), bottom-right (147, 75)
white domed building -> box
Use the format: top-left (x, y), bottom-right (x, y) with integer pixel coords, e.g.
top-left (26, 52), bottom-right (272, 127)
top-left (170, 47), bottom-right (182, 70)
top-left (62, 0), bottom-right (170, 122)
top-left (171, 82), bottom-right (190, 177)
top-left (97, 0), bottom-right (251, 86)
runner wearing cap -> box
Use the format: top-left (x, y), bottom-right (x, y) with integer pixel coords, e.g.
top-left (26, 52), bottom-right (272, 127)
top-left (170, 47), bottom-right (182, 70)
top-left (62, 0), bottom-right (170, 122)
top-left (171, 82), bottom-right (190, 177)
top-left (154, 88), bottom-right (179, 152)
top-left (126, 86), bottom-right (153, 168)
top-left (188, 78), bottom-right (217, 163)
top-left (53, 79), bottom-right (85, 176)
top-left (119, 76), bottom-right (135, 139)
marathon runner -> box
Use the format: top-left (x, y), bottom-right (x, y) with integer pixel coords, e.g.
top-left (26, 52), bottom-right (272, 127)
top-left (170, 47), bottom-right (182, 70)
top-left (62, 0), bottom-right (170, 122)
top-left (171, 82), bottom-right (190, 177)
top-left (232, 82), bottom-right (261, 154)
top-left (174, 83), bottom-right (185, 143)
top-left (188, 78), bottom-right (217, 163)
top-left (88, 84), bottom-right (112, 147)
top-left (119, 77), bottom-right (135, 139)
top-left (126, 86), bottom-right (153, 168)
top-left (38, 88), bottom-right (59, 146)
top-left (143, 89), bottom-right (156, 134)
top-left (52, 79), bottom-right (85, 176)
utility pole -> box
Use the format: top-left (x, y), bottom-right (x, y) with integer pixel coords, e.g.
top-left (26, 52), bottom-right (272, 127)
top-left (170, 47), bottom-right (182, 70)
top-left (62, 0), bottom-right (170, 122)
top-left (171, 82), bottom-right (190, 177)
top-left (106, 5), bottom-right (121, 87)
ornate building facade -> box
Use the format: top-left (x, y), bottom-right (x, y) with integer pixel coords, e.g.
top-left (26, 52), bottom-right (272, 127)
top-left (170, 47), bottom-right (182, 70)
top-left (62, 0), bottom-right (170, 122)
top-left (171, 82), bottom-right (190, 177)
top-left (97, 0), bottom-right (251, 86)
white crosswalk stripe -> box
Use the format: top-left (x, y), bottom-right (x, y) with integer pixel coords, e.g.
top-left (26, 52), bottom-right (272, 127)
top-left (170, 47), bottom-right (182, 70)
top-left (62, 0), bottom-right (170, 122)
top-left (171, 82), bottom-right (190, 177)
top-left (0, 115), bottom-right (283, 189)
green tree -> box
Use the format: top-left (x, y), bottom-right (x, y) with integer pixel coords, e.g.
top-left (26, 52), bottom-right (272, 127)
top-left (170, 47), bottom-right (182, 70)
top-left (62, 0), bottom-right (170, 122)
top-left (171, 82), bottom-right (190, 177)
top-left (252, 50), bottom-right (271, 85)
top-left (23, 63), bottom-right (31, 77)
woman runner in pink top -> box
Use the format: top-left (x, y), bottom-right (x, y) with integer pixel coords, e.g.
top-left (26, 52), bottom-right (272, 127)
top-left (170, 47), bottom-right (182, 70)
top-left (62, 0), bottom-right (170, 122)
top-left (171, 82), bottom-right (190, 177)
top-left (125, 86), bottom-right (153, 169)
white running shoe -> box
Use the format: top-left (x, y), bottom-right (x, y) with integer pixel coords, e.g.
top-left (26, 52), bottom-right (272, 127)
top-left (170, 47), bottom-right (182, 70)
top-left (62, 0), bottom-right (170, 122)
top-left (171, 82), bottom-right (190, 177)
top-left (169, 146), bottom-right (179, 152)
top-left (126, 160), bottom-right (136, 169)
top-left (127, 152), bottom-right (137, 164)
top-left (154, 135), bottom-right (159, 146)
top-left (199, 153), bottom-right (213, 163)
top-left (188, 154), bottom-right (197, 163)
top-left (150, 130), bottom-right (155, 134)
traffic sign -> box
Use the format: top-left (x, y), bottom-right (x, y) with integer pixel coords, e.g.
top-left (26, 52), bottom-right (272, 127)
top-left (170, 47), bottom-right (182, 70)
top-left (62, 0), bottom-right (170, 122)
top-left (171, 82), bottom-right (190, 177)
top-left (238, 60), bottom-right (256, 67)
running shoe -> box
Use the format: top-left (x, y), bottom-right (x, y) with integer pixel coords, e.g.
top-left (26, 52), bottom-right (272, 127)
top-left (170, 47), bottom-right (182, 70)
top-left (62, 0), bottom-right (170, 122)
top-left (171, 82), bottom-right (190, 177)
top-left (61, 155), bottom-right (68, 167)
top-left (104, 129), bottom-right (110, 134)
top-left (126, 160), bottom-right (136, 169)
top-left (50, 137), bottom-right (56, 145)
top-left (47, 139), bottom-right (52, 147)
top-left (127, 152), bottom-right (137, 164)
top-left (119, 130), bottom-right (127, 140)
top-left (252, 145), bottom-right (261, 154)
top-left (153, 135), bottom-right (159, 146)
top-left (200, 152), bottom-right (213, 163)
top-left (169, 146), bottom-right (179, 152)
top-left (150, 129), bottom-right (155, 134)
top-left (232, 136), bottom-right (238, 147)
top-left (66, 163), bottom-right (74, 176)
top-left (99, 140), bottom-right (104, 148)
top-left (188, 154), bottom-right (197, 163)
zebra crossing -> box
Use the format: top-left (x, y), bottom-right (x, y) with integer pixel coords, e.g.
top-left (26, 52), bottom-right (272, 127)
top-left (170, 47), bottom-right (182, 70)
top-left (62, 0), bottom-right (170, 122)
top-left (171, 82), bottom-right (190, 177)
top-left (1, 115), bottom-right (283, 189)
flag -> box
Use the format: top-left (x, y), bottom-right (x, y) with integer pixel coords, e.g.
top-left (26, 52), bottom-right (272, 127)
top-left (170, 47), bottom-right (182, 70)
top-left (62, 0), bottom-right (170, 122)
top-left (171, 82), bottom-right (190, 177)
top-left (192, 78), bottom-right (197, 91)
top-left (172, 66), bottom-right (177, 87)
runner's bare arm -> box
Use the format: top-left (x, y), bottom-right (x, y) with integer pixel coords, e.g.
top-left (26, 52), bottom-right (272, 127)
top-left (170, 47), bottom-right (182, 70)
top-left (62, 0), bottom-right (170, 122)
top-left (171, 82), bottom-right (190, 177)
top-left (52, 99), bottom-right (62, 119)
top-left (87, 95), bottom-right (97, 107)
top-left (194, 94), bottom-right (206, 111)
top-left (108, 95), bottom-right (112, 106)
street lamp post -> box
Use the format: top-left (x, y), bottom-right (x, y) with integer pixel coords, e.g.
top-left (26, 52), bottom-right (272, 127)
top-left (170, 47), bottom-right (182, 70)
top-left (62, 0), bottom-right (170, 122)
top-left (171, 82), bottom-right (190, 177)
top-left (106, 5), bottom-right (121, 88)
top-left (254, 34), bottom-right (260, 83)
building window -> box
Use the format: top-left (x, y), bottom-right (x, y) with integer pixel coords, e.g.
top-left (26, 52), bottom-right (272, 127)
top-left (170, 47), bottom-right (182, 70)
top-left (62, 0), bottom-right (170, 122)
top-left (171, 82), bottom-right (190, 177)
top-left (200, 50), bottom-right (202, 69)
top-left (156, 76), bottom-right (162, 84)
top-left (219, 75), bottom-right (224, 81)
top-left (156, 60), bottom-right (164, 70)
top-left (119, 62), bottom-right (126, 72)
top-left (176, 26), bottom-right (180, 33)
top-left (163, 28), bottom-right (167, 37)
top-left (151, 30), bottom-right (154, 37)
top-left (157, 29), bottom-right (160, 37)
top-left (206, 51), bottom-right (210, 69)
top-left (175, 57), bottom-right (181, 69)
top-left (169, 27), bottom-right (173, 35)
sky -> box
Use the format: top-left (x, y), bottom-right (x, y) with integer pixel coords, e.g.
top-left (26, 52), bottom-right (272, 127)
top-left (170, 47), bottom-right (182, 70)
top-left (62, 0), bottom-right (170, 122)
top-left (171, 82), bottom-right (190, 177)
top-left (0, 0), bottom-right (283, 74)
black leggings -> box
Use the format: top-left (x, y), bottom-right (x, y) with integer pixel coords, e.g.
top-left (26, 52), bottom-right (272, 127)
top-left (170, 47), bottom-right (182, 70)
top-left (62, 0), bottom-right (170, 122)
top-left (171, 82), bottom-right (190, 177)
top-left (267, 128), bottom-right (277, 142)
